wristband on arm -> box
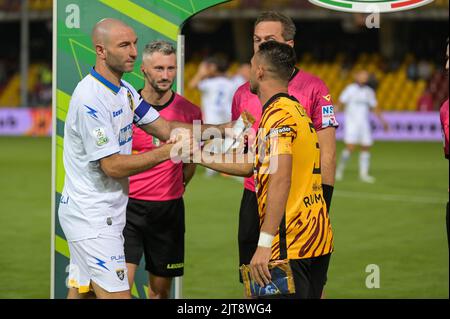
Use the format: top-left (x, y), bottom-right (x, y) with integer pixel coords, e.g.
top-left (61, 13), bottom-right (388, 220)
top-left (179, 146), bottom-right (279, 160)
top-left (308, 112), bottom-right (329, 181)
top-left (322, 184), bottom-right (334, 214)
top-left (257, 232), bottom-right (275, 248)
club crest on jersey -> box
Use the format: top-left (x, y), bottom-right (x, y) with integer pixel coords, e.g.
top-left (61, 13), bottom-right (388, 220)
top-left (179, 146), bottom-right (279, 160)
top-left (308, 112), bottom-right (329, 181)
top-left (116, 269), bottom-right (125, 281)
top-left (93, 127), bottom-right (109, 146)
top-left (309, 0), bottom-right (434, 13)
top-left (127, 91), bottom-right (134, 111)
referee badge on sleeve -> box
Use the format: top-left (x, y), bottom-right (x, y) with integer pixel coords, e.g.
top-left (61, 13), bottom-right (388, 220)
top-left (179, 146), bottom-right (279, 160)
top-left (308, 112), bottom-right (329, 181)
top-left (93, 127), bottom-right (109, 146)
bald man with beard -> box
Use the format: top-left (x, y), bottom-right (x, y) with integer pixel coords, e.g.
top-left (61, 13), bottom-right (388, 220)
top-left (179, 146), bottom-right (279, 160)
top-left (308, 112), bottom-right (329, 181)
top-left (58, 18), bottom-right (226, 299)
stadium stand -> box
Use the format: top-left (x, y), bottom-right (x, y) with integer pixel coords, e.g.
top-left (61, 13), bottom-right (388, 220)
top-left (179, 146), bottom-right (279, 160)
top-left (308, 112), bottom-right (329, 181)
top-left (184, 53), bottom-right (449, 112)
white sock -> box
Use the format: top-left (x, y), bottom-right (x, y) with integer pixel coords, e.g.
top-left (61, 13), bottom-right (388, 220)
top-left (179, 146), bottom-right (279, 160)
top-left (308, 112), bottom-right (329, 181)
top-left (359, 151), bottom-right (371, 177)
top-left (337, 149), bottom-right (351, 175)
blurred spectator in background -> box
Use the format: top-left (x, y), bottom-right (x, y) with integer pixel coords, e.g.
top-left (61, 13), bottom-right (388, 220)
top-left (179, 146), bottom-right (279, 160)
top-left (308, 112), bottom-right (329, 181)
top-left (29, 63), bottom-right (51, 107)
top-left (189, 54), bottom-right (234, 125)
top-left (407, 60), bottom-right (419, 81)
top-left (417, 88), bottom-right (435, 111)
top-left (35, 63), bottom-right (52, 106)
top-left (188, 54), bottom-right (235, 176)
top-left (230, 62), bottom-right (251, 93)
top-left (367, 72), bottom-right (379, 90)
top-left (418, 59), bottom-right (433, 81)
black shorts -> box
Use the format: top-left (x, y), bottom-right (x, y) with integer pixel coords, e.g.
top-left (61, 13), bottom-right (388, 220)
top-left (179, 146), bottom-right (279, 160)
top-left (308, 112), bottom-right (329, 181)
top-left (238, 188), bottom-right (260, 282)
top-left (260, 254), bottom-right (331, 299)
top-left (123, 197), bottom-right (185, 277)
top-left (237, 189), bottom-right (329, 287)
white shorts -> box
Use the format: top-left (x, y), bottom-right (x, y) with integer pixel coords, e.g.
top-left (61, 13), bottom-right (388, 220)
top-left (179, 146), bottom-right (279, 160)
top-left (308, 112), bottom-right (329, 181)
top-left (67, 232), bottom-right (129, 294)
top-left (344, 120), bottom-right (373, 146)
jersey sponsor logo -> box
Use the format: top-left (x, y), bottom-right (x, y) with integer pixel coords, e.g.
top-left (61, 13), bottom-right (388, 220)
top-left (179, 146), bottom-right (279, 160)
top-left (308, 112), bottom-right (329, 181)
top-left (322, 105), bottom-right (335, 115)
top-left (268, 126), bottom-right (292, 139)
top-left (111, 254), bottom-right (125, 262)
top-left (119, 123), bottom-right (133, 146)
top-left (112, 108), bottom-right (123, 118)
top-left (116, 268), bottom-right (125, 280)
top-left (309, 0), bottom-right (433, 13)
top-left (84, 104), bottom-right (98, 119)
top-left (303, 193), bottom-right (324, 208)
top-left (322, 105), bottom-right (338, 128)
top-left (93, 127), bottom-right (109, 146)
top-left (167, 263), bottom-right (184, 269)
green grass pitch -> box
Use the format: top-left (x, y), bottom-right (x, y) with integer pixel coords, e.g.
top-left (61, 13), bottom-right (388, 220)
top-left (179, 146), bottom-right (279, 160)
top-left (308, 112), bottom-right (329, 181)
top-left (0, 137), bottom-right (448, 298)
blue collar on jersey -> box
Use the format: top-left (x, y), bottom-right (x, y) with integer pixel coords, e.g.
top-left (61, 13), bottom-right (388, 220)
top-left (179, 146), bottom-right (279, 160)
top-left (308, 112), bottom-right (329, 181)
top-left (90, 67), bottom-right (125, 94)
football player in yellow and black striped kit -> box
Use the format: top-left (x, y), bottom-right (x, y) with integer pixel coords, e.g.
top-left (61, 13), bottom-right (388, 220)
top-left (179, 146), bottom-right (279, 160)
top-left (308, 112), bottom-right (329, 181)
top-left (200, 41), bottom-right (333, 298)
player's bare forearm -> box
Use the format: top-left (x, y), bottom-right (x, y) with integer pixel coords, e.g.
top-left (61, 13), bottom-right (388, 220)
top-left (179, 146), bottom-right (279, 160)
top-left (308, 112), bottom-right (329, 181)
top-left (140, 117), bottom-right (173, 141)
top-left (100, 144), bottom-right (172, 179)
top-left (260, 155), bottom-right (292, 235)
top-left (183, 163), bottom-right (197, 186)
top-left (168, 121), bottom-right (232, 139)
top-left (141, 115), bottom-right (232, 143)
top-left (317, 127), bottom-right (336, 186)
top-left (200, 154), bottom-right (253, 177)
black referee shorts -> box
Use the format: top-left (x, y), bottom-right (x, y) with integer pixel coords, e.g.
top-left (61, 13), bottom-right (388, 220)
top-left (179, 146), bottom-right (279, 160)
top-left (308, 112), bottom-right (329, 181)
top-left (123, 197), bottom-right (185, 277)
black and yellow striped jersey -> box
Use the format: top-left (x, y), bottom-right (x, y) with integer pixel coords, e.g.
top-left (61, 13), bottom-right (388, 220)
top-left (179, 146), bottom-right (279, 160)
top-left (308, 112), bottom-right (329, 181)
top-left (253, 93), bottom-right (334, 260)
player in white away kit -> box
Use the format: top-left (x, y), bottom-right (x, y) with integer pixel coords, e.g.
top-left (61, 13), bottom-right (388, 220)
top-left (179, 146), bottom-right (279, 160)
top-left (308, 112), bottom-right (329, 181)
top-left (189, 55), bottom-right (235, 175)
top-left (58, 19), bottom-right (222, 299)
top-left (335, 70), bottom-right (388, 183)
top-left (189, 55), bottom-right (234, 125)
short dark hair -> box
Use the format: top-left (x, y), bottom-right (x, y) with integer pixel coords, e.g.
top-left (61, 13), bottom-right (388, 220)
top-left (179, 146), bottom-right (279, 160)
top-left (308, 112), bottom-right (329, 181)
top-left (257, 41), bottom-right (296, 83)
top-left (255, 11), bottom-right (296, 41)
top-left (204, 54), bottom-right (229, 73)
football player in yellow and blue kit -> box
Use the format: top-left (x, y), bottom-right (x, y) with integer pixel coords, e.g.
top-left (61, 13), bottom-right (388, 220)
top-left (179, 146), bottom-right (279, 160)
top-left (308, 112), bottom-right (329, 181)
top-left (200, 41), bottom-right (333, 299)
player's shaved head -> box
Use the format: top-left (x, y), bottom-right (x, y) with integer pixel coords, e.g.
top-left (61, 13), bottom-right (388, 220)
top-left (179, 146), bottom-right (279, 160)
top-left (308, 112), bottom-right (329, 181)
top-left (91, 18), bottom-right (138, 76)
top-left (92, 18), bottom-right (133, 46)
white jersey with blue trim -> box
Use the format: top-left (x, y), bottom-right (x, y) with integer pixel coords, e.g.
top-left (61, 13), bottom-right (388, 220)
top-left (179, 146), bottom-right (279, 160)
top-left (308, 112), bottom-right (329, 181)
top-left (59, 68), bottom-right (160, 242)
top-left (198, 76), bottom-right (234, 124)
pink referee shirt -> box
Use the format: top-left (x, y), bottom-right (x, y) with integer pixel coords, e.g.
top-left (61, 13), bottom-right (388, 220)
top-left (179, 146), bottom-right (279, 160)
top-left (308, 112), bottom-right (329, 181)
top-left (129, 92), bottom-right (202, 201)
top-left (231, 68), bottom-right (338, 192)
top-left (440, 99), bottom-right (449, 159)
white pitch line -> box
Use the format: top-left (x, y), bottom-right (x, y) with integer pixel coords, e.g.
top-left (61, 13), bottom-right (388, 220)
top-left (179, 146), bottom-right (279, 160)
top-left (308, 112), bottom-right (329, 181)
top-left (335, 190), bottom-right (448, 205)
